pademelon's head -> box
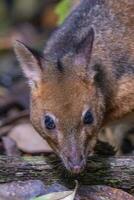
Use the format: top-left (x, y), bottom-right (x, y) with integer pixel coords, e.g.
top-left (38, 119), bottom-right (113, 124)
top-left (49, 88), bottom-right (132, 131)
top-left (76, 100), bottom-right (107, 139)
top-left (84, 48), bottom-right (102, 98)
top-left (14, 28), bottom-right (105, 174)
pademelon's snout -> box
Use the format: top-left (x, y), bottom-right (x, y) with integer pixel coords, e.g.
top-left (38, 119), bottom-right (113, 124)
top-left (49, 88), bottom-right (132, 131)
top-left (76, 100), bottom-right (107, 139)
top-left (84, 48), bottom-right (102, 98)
top-left (61, 147), bottom-right (87, 174)
top-left (67, 155), bottom-right (86, 174)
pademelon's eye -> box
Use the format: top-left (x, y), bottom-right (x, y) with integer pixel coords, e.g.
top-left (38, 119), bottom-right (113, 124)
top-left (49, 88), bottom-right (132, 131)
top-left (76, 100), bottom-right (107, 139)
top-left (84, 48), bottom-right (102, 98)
top-left (44, 115), bottom-right (56, 130)
top-left (83, 110), bottom-right (94, 125)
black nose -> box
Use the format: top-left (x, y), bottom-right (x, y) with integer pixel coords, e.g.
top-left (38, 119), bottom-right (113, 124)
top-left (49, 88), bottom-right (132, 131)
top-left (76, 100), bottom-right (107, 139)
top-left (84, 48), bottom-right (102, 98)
top-left (67, 155), bottom-right (86, 174)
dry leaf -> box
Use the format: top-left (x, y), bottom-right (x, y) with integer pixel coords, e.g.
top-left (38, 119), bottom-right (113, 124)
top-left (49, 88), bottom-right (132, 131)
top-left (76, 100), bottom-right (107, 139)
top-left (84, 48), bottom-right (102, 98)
top-left (32, 181), bottom-right (78, 200)
top-left (9, 123), bottom-right (52, 153)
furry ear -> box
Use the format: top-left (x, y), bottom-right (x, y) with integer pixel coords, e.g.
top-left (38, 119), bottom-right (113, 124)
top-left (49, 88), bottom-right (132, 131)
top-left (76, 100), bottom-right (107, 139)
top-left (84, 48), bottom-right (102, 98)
top-left (13, 40), bottom-right (43, 88)
top-left (74, 27), bottom-right (95, 68)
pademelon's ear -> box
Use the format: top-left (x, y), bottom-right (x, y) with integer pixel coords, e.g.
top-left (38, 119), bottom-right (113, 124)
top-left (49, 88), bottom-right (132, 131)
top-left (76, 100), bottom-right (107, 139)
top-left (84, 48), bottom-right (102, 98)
top-left (74, 27), bottom-right (95, 68)
top-left (13, 40), bottom-right (43, 88)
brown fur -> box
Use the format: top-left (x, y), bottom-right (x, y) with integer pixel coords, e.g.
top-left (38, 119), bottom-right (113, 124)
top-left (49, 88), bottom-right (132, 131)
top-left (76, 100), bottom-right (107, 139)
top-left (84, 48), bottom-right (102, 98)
top-left (105, 76), bottom-right (134, 122)
top-left (14, 0), bottom-right (134, 173)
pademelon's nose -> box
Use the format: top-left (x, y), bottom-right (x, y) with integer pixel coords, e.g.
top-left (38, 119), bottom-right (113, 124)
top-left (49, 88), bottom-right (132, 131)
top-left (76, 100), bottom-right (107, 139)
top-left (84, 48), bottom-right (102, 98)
top-left (67, 155), bottom-right (86, 174)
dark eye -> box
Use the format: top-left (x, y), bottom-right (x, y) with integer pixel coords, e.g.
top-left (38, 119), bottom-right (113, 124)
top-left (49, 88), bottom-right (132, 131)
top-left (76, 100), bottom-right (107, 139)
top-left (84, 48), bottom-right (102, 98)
top-left (83, 110), bottom-right (94, 125)
top-left (44, 115), bottom-right (56, 130)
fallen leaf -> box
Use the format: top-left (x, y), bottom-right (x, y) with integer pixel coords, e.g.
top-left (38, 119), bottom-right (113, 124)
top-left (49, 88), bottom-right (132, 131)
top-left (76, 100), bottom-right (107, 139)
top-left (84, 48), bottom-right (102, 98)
top-left (32, 181), bottom-right (78, 200)
top-left (9, 123), bottom-right (52, 153)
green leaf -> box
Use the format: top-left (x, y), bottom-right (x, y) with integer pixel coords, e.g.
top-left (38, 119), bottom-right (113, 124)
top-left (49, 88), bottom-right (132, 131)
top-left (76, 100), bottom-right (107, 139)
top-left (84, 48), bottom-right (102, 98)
top-left (55, 0), bottom-right (71, 25)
